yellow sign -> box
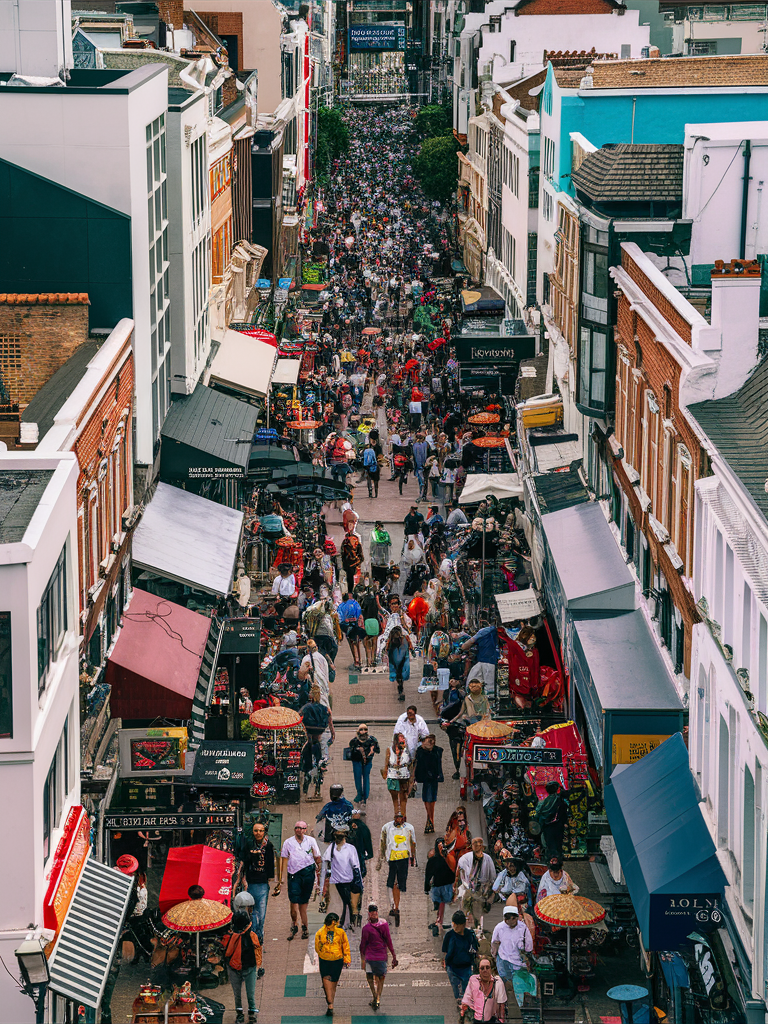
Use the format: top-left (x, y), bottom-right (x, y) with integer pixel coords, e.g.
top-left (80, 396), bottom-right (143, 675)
top-left (612, 734), bottom-right (672, 765)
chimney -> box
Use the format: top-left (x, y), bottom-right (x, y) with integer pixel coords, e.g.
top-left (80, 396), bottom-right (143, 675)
top-left (709, 259), bottom-right (761, 399)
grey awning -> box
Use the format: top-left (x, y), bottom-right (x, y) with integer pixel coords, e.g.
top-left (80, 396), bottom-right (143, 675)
top-left (133, 482), bottom-right (243, 597)
top-left (542, 502), bottom-right (635, 612)
top-left (160, 384), bottom-right (258, 480)
top-left (49, 858), bottom-right (134, 1008)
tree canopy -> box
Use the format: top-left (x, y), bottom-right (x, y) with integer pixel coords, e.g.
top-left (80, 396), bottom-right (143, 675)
top-left (314, 106), bottom-right (350, 182)
top-left (414, 134), bottom-right (460, 203)
top-left (414, 104), bottom-right (452, 139)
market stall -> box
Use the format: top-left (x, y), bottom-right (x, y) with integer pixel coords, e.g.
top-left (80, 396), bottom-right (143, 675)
top-left (248, 705), bottom-right (305, 804)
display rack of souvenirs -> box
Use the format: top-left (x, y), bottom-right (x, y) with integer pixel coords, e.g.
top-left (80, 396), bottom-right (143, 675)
top-left (248, 706), bottom-right (305, 804)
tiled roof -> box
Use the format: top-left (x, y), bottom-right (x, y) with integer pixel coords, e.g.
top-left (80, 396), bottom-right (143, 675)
top-left (0, 293), bottom-right (90, 305)
top-left (590, 54), bottom-right (768, 89)
top-left (572, 144), bottom-right (683, 202)
top-left (688, 358), bottom-right (768, 521)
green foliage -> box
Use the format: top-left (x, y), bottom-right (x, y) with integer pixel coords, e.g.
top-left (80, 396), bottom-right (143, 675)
top-left (315, 106), bottom-right (350, 183)
top-left (414, 104), bottom-right (452, 139)
top-left (414, 134), bottom-right (460, 203)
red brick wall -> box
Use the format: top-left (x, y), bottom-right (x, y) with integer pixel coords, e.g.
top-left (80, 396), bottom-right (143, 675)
top-left (516, 0), bottom-right (618, 13)
top-left (195, 11), bottom-right (244, 71)
top-left (0, 301), bottom-right (90, 404)
top-left (157, 0), bottom-right (184, 30)
top-left (622, 249), bottom-right (693, 345)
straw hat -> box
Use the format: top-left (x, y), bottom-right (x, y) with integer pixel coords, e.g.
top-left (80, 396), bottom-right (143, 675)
top-left (250, 706), bottom-right (303, 730)
top-left (162, 899), bottom-right (233, 933)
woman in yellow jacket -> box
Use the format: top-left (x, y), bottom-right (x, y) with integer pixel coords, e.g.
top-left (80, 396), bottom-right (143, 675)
top-left (314, 911), bottom-right (351, 1016)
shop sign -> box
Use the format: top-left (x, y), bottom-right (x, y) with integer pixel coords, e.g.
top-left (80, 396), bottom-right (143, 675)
top-left (349, 24), bottom-right (406, 51)
top-left (105, 812), bottom-right (236, 830)
top-left (43, 805), bottom-right (90, 935)
top-left (455, 334), bottom-right (535, 364)
top-left (649, 894), bottom-right (723, 951)
top-left (191, 740), bottom-right (256, 787)
top-left (188, 465), bottom-right (246, 480)
top-left (220, 618), bottom-right (261, 655)
top-left (612, 734), bottom-right (672, 766)
top-left (473, 744), bottom-right (563, 766)
top-left (129, 728), bottom-right (187, 773)
top-left (116, 781), bottom-right (175, 809)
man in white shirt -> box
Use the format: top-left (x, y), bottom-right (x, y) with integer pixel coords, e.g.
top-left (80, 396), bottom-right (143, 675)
top-left (376, 812), bottom-right (416, 927)
top-left (275, 821), bottom-right (322, 940)
top-left (298, 641), bottom-right (332, 757)
top-left (491, 905), bottom-right (533, 995)
top-left (271, 563), bottom-right (297, 601)
top-left (393, 705), bottom-right (429, 759)
top-left (455, 838), bottom-right (497, 934)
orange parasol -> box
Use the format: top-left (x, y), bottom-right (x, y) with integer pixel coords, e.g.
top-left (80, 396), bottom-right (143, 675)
top-left (250, 705), bottom-right (303, 730)
top-left (285, 420), bottom-right (320, 429)
top-left (466, 720), bottom-right (513, 739)
top-left (162, 897), bottom-right (233, 967)
top-left (468, 412), bottom-right (500, 425)
top-left (534, 893), bottom-right (606, 971)
top-left (362, 327), bottom-right (382, 335)
top-left (472, 436), bottom-right (506, 448)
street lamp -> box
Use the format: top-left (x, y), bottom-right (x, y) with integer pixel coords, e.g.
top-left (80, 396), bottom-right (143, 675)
top-left (15, 937), bottom-right (49, 1024)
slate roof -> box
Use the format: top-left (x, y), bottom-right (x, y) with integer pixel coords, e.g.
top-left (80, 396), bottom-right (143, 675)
top-left (572, 144), bottom-right (684, 203)
top-left (21, 342), bottom-right (101, 441)
top-left (688, 359), bottom-right (768, 521)
top-left (0, 470), bottom-right (54, 542)
top-left (100, 49), bottom-right (193, 89)
top-left (590, 54), bottom-right (768, 89)
top-left (534, 467), bottom-right (590, 513)
top-left (160, 384), bottom-right (258, 471)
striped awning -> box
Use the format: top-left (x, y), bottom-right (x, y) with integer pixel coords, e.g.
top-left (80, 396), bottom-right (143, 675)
top-left (49, 858), bottom-right (134, 1008)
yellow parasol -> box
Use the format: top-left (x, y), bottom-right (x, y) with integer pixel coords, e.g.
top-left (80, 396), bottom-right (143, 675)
top-left (534, 893), bottom-right (606, 970)
top-left (466, 720), bottom-right (513, 739)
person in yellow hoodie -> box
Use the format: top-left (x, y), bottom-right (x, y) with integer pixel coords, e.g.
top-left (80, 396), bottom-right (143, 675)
top-left (314, 911), bottom-right (351, 1016)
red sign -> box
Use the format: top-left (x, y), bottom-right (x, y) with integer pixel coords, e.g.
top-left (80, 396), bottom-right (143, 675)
top-left (43, 805), bottom-right (90, 934)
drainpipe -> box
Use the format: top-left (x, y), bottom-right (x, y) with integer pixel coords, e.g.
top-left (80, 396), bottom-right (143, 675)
top-left (740, 139), bottom-right (752, 259)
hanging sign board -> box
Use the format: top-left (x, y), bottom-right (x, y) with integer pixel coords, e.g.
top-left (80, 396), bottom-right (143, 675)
top-left (473, 744), bottom-right (563, 766)
top-left (104, 812), bottom-right (237, 830)
top-left (118, 727), bottom-right (189, 778)
top-left (455, 335), bottom-right (535, 364)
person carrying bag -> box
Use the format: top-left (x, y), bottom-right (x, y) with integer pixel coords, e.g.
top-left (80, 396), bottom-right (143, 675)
top-left (460, 956), bottom-right (507, 1022)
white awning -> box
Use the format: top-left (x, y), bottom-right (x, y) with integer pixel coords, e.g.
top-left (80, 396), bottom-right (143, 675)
top-left (459, 473), bottom-right (523, 504)
top-left (271, 358), bottom-right (301, 386)
top-left (133, 482), bottom-right (244, 597)
top-left (495, 588), bottom-right (544, 623)
top-left (209, 328), bottom-right (277, 399)
top-left (48, 858), bottom-right (134, 1009)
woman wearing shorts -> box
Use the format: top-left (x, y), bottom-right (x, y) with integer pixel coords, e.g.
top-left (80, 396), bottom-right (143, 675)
top-left (361, 590), bottom-right (381, 670)
top-left (384, 732), bottom-right (413, 818)
top-left (314, 912), bottom-right (350, 1016)
top-left (359, 903), bottom-right (398, 1011)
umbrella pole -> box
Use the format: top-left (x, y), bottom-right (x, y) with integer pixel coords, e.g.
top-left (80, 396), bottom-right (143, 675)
top-left (567, 927), bottom-right (571, 973)
top-left (196, 931), bottom-right (200, 968)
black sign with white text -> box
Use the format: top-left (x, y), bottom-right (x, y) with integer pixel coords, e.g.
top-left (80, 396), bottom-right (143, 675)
top-left (473, 745), bottom-right (563, 766)
top-left (105, 812), bottom-right (236, 830)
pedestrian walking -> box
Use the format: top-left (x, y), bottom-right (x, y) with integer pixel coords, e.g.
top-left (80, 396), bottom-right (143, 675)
top-left (349, 808), bottom-right (374, 905)
top-left (393, 704), bottom-right (430, 759)
top-left (363, 439), bottom-right (380, 497)
top-left (348, 723), bottom-right (380, 805)
top-left (275, 821), bottom-right (322, 941)
top-left (491, 904), bottom-right (533, 1002)
top-left (359, 903), bottom-right (398, 1011)
top-left (316, 783), bottom-right (354, 842)
top-left (455, 837), bottom-right (496, 934)
top-left (383, 732), bottom-right (414, 818)
top-left (237, 821), bottom-right (276, 945)
top-left (314, 912), bottom-right (350, 1017)
top-left (320, 826), bottom-right (363, 929)
top-left (460, 957), bottom-right (507, 1023)
top-left (424, 837), bottom-right (456, 936)
top-left (337, 591), bottom-right (365, 671)
top-left (414, 733), bottom-right (444, 834)
top-left (387, 626), bottom-right (414, 701)
top-left (224, 910), bottom-right (263, 1024)
top-left (376, 810), bottom-right (417, 928)
top-left (442, 910), bottom-right (479, 1007)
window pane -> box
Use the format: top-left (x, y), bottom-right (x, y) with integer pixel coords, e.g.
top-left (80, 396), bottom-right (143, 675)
top-left (592, 330), bottom-right (607, 369)
top-left (146, 147), bottom-right (153, 193)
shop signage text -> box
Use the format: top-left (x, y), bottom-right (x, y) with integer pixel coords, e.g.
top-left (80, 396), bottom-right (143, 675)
top-left (188, 466), bottom-right (246, 480)
top-left (455, 335), bottom-right (535, 365)
top-left (349, 24), bottom-right (406, 51)
top-left (612, 734), bottom-right (672, 766)
top-left (221, 617), bottom-right (261, 655)
top-left (473, 745), bottom-right (563, 766)
top-left (648, 892), bottom-right (722, 950)
top-left (192, 740), bottom-right (257, 787)
top-left (105, 812), bottom-right (236, 830)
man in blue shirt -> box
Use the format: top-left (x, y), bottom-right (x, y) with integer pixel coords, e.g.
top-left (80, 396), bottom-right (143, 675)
top-left (461, 615), bottom-right (499, 695)
top-left (316, 784), bottom-right (354, 841)
top-left (412, 434), bottom-right (429, 498)
top-left (338, 591), bottom-right (365, 670)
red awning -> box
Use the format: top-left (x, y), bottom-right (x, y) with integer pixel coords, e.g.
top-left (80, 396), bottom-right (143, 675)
top-left (159, 845), bottom-right (235, 913)
top-left (105, 589), bottom-right (211, 720)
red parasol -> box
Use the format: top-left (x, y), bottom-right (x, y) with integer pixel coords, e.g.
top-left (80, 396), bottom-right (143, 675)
top-left (468, 412), bottom-right (500, 425)
top-left (535, 894), bottom-right (606, 970)
top-left (472, 436), bottom-right (506, 448)
top-left (285, 420), bottom-right (320, 429)
top-left (159, 845), bottom-right (234, 914)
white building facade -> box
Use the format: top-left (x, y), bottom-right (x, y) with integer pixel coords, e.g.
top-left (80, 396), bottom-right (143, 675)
top-left (0, 454), bottom-right (80, 1023)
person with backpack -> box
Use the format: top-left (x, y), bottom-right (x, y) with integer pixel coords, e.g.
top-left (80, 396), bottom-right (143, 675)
top-left (300, 683), bottom-right (334, 772)
top-left (363, 438), bottom-right (380, 498)
top-left (224, 911), bottom-right (263, 1024)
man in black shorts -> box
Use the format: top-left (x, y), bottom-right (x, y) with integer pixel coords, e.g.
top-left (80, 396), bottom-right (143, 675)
top-left (274, 821), bottom-right (322, 941)
top-left (376, 811), bottom-right (416, 927)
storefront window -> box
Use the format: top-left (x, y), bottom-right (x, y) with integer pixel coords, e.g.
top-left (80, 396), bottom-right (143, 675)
top-left (37, 545), bottom-right (68, 696)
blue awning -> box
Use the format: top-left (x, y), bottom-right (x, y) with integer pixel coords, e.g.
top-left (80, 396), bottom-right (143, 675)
top-left (605, 734), bottom-right (726, 951)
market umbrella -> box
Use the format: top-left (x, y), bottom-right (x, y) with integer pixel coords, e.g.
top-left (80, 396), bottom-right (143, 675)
top-left (465, 720), bottom-right (513, 739)
top-left (362, 327), bottom-right (381, 335)
top-left (285, 420), bottom-right (320, 430)
top-left (250, 705), bottom-right (303, 730)
top-left (472, 436), bottom-right (507, 448)
top-left (162, 897), bottom-right (233, 967)
top-left (468, 412), bottom-right (500, 425)
top-left (534, 894), bottom-right (606, 971)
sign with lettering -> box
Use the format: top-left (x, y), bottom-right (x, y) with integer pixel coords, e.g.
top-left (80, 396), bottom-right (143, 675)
top-left (612, 734), bottom-right (672, 766)
top-left (349, 23), bottom-right (406, 51)
top-left (119, 727), bottom-right (189, 778)
top-left (220, 618), bottom-right (261, 655)
top-left (455, 334), bottom-right (535, 365)
top-left (473, 744), bottom-right (563, 766)
top-left (191, 740), bottom-right (256, 788)
top-left (648, 894), bottom-right (723, 951)
top-left (116, 781), bottom-right (175, 809)
top-left (188, 465), bottom-right (246, 480)
top-left (43, 806), bottom-right (91, 935)
top-left (104, 812), bottom-right (237, 830)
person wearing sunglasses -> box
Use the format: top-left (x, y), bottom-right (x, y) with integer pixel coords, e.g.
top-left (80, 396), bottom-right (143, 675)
top-left (460, 957), bottom-right (507, 1023)
top-left (348, 723), bottom-right (380, 806)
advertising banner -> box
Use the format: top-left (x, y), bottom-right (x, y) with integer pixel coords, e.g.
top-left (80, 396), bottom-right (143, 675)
top-left (349, 23), bottom-right (406, 51)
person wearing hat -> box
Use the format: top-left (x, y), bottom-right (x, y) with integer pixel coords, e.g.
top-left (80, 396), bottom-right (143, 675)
top-left (359, 903), bottom-right (398, 1011)
top-left (441, 910), bottom-right (479, 1005)
top-left (492, 903), bottom-right (533, 993)
top-left (314, 911), bottom-right (350, 1016)
top-left (536, 857), bottom-right (578, 903)
top-left (224, 910), bottom-right (263, 1024)
top-left (275, 821), bottom-right (322, 941)
top-left (320, 826), bottom-right (362, 930)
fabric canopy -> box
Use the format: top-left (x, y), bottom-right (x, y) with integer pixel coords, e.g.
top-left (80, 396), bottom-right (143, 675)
top-left (459, 473), bottom-right (523, 504)
top-left (132, 482), bottom-right (243, 597)
top-left (605, 734), bottom-right (726, 951)
top-left (209, 328), bottom-right (277, 398)
top-left (159, 845), bottom-right (234, 914)
top-left (271, 358), bottom-right (301, 386)
top-left (106, 588), bottom-right (211, 720)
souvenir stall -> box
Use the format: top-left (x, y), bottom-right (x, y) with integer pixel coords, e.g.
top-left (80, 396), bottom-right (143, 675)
top-left (461, 718), bottom-right (513, 800)
top-left (248, 705), bottom-right (305, 804)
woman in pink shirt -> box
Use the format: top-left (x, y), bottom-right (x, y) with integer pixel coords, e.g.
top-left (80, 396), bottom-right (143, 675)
top-left (460, 957), bottom-right (507, 1023)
